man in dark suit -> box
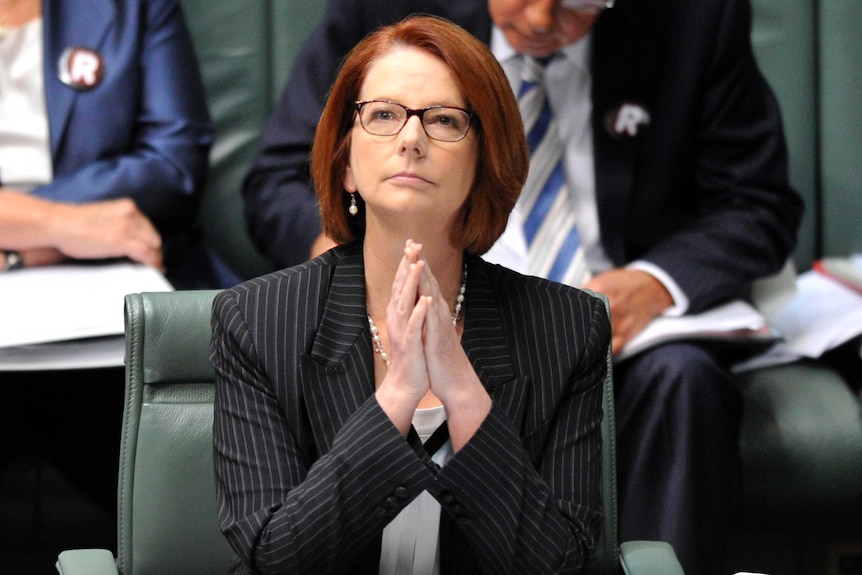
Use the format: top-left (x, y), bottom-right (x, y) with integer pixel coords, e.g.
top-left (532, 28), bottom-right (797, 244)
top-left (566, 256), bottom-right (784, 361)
top-left (241, 1), bottom-right (803, 573)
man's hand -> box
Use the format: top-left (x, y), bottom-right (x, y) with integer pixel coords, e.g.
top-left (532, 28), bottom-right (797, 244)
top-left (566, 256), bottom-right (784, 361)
top-left (584, 268), bottom-right (673, 356)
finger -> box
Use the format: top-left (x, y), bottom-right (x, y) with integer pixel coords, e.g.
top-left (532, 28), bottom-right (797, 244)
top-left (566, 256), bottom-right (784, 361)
top-left (416, 273), bottom-right (451, 334)
top-left (405, 295), bottom-right (431, 344)
top-left (391, 255), bottom-right (410, 301)
top-left (392, 241), bottom-right (421, 301)
top-left (127, 242), bottom-right (165, 270)
top-left (414, 257), bottom-right (447, 317)
top-left (388, 260), bottom-right (424, 343)
top-left (401, 260), bottom-right (424, 311)
top-left (416, 259), bottom-right (435, 296)
top-left (385, 295), bottom-right (430, 394)
top-left (405, 239), bottom-right (422, 262)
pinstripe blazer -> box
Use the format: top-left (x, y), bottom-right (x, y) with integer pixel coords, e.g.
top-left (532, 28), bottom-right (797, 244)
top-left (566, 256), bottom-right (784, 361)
top-left (210, 241), bottom-right (611, 574)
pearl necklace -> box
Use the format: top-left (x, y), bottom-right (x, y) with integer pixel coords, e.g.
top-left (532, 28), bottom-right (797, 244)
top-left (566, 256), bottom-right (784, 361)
top-left (368, 263), bottom-right (467, 368)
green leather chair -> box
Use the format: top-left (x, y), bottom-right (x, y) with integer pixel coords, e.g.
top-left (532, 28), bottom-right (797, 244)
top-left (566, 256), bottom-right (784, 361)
top-left (56, 290), bottom-right (234, 575)
top-left (180, 0), bottom-right (328, 284)
top-left (55, 290), bottom-right (684, 574)
top-left (727, 2), bottom-right (862, 573)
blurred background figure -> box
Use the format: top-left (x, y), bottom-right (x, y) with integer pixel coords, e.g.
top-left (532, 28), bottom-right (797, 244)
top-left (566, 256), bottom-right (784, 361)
top-left (1, 0), bottom-right (215, 570)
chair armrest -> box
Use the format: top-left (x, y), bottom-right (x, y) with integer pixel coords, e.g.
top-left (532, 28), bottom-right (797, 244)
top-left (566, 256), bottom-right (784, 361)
top-left (55, 549), bottom-right (119, 575)
top-left (619, 541), bottom-right (685, 575)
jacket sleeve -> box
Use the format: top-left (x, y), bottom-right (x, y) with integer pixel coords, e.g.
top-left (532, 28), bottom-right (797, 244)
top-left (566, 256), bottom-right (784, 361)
top-left (635, 0), bottom-right (803, 311)
top-left (241, 0), bottom-right (368, 269)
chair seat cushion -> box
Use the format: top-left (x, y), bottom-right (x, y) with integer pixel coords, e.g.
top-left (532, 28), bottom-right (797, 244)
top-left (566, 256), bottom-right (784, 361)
top-left (737, 362), bottom-right (862, 523)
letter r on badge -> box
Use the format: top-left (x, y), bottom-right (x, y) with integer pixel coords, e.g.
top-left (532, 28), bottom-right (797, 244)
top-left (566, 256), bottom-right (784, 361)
top-left (69, 52), bottom-right (100, 85)
top-left (613, 104), bottom-right (651, 137)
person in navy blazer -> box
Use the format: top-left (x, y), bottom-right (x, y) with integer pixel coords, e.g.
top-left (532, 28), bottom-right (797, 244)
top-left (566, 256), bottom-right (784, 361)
top-left (211, 15), bottom-right (611, 574)
top-left (0, 0), bottom-right (215, 288)
top-left (241, 1), bottom-right (804, 572)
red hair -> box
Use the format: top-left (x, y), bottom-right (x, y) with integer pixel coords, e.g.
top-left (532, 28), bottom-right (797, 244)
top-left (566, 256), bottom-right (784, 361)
top-left (310, 14), bottom-right (528, 254)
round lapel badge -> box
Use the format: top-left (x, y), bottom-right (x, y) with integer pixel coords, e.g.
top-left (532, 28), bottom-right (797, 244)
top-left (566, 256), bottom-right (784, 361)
top-left (604, 102), bottom-right (652, 139)
top-left (58, 47), bottom-right (104, 90)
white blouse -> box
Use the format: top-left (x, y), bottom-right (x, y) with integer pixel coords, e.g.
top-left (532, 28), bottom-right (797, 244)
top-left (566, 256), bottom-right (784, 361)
top-left (379, 405), bottom-right (452, 575)
top-left (0, 17), bottom-right (53, 191)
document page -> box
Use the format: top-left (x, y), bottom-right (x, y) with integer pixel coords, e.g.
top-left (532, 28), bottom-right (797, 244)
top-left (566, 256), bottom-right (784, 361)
top-left (0, 262), bottom-right (173, 348)
top-left (733, 255), bottom-right (862, 372)
top-left (617, 299), bottom-right (777, 363)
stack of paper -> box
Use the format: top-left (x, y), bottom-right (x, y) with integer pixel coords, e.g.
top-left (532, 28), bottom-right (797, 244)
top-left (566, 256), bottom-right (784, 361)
top-left (0, 262), bottom-right (173, 370)
top-left (733, 255), bottom-right (862, 372)
top-left (617, 299), bottom-right (777, 363)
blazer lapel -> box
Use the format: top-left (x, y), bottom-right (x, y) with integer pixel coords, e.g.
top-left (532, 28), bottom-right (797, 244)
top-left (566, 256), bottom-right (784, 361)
top-left (303, 244), bottom-right (376, 451)
top-left (43, 0), bottom-right (113, 157)
top-left (461, 256), bottom-right (528, 431)
top-left (590, 5), bottom-right (659, 266)
top-left (309, 243), bottom-right (369, 368)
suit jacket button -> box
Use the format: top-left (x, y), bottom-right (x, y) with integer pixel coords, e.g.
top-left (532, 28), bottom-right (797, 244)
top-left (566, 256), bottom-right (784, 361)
top-left (393, 486), bottom-right (410, 500)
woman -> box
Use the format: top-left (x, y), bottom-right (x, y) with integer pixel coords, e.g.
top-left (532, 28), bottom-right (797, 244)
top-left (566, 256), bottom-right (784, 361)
top-left (0, 0), bottom-right (215, 287)
top-left (210, 15), bottom-right (610, 575)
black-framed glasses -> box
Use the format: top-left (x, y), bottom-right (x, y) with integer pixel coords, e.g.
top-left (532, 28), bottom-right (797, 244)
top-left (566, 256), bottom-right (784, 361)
top-left (354, 100), bottom-right (475, 142)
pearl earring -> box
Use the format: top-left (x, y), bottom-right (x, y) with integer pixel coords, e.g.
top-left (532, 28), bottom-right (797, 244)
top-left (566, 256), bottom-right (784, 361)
top-left (348, 193), bottom-right (359, 216)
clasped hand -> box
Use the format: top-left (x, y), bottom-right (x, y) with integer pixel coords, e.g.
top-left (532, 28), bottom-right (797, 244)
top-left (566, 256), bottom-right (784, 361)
top-left (375, 241), bottom-right (490, 448)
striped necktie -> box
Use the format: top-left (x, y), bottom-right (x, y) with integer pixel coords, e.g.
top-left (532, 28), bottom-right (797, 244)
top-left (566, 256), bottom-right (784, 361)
top-left (518, 55), bottom-right (591, 286)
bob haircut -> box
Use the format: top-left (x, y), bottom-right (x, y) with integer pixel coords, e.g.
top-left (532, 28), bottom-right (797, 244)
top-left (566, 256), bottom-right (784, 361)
top-left (310, 14), bottom-right (529, 255)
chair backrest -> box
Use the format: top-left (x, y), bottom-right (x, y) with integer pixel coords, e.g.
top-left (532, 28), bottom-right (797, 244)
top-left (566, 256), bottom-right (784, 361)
top-left (586, 291), bottom-right (620, 575)
top-left (179, 0), bottom-right (327, 283)
top-left (750, 0), bottom-right (862, 265)
top-left (119, 289), bottom-right (618, 574)
top-left (120, 290), bottom-right (232, 575)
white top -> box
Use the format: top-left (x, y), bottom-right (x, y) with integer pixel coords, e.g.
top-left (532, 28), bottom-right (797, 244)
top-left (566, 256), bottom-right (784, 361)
top-left (0, 17), bottom-right (53, 191)
top-left (379, 405), bottom-right (451, 575)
